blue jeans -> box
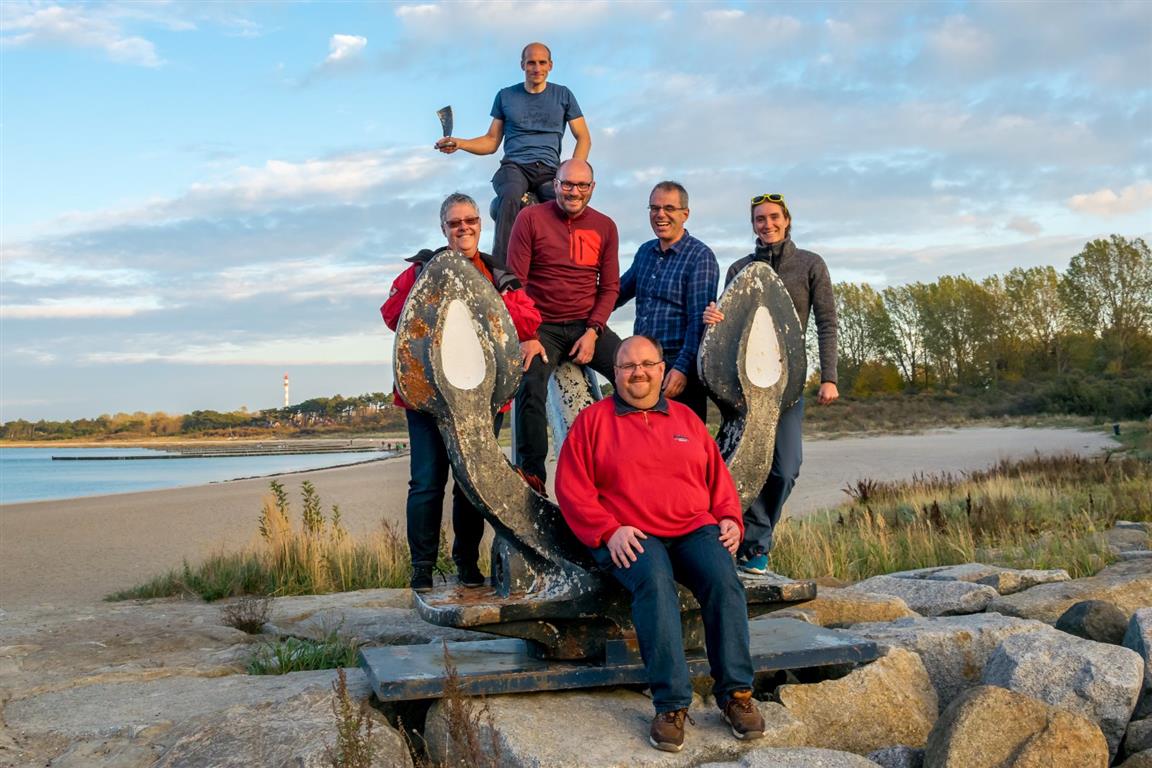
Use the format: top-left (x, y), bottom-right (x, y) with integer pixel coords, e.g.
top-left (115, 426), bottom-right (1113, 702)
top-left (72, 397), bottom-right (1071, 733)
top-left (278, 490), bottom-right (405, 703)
top-left (405, 409), bottom-right (502, 568)
top-left (741, 396), bottom-right (804, 557)
top-left (591, 525), bottom-right (753, 713)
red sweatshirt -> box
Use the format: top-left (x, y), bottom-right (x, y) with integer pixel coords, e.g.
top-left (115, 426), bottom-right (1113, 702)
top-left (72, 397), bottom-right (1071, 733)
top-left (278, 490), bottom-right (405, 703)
top-left (506, 201), bottom-right (620, 333)
top-left (556, 397), bottom-right (743, 548)
top-left (381, 250), bottom-right (541, 409)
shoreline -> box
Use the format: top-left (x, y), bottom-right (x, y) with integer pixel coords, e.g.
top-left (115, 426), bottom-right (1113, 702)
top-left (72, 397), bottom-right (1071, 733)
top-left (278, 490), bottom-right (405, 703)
top-left (0, 436), bottom-right (408, 449)
top-left (0, 426), bottom-right (1120, 611)
top-left (0, 454), bottom-right (398, 508)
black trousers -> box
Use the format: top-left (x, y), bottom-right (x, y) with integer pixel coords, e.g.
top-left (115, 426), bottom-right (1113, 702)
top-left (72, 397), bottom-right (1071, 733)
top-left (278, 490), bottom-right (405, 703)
top-left (491, 160), bottom-right (557, 268)
top-left (514, 321), bottom-right (621, 481)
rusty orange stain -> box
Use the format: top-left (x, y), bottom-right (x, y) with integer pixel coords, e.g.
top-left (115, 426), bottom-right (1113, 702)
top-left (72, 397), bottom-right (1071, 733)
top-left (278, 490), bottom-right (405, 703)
top-left (396, 344), bottom-right (433, 406)
top-left (407, 315), bottom-right (430, 340)
top-left (485, 310), bottom-right (509, 343)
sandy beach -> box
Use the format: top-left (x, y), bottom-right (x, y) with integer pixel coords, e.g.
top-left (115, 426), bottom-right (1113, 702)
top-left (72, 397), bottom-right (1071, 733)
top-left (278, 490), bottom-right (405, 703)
top-left (0, 426), bottom-right (1119, 610)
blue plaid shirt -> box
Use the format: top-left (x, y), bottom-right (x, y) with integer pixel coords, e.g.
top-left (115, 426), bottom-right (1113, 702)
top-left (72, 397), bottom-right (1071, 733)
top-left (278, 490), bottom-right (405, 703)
top-left (617, 231), bottom-right (719, 375)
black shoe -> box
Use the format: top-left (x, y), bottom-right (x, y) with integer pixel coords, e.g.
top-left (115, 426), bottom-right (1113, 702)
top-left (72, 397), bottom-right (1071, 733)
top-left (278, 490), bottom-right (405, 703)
top-left (410, 564), bottom-right (434, 593)
top-left (456, 562), bottom-right (485, 588)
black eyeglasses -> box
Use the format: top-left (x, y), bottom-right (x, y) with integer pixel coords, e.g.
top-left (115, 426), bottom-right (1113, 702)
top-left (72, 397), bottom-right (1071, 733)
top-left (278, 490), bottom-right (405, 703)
top-left (557, 180), bottom-right (592, 192)
top-left (751, 193), bottom-right (785, 206)
top-left (648, 204), bottom-right (686, 215)
top-left (614, 360), bottom-right (664, 372)
top-left (444, 216), bottom-right (481, 228)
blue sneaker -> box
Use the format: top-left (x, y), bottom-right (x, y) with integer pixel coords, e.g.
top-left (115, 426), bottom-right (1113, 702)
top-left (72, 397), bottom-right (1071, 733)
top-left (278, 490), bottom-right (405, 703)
top-left (739, 554), bottom-right (769, 575)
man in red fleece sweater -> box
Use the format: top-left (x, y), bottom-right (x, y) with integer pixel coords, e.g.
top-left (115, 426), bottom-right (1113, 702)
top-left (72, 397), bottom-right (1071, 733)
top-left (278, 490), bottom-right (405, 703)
top-left (507, 158), bottom-right (622, 486)
top-left (556, 335), bottom-right (765, 753)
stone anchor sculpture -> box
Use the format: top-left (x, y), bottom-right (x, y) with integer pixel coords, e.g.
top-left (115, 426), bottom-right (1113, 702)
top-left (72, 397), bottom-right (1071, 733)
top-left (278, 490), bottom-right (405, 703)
top-left (698, 261), bottom-right (808, 512)
top-left (393, 252), bottom-right (814, 661)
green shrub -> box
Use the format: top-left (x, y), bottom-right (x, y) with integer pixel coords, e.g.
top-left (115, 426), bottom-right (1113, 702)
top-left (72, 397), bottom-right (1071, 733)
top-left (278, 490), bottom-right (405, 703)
top-left (247, 633), bottom-right (361, 675)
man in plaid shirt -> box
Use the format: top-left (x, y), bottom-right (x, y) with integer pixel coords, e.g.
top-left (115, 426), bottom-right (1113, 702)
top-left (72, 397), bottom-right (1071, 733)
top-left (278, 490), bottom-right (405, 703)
top-left (616, 181), bottom-right (719, 422)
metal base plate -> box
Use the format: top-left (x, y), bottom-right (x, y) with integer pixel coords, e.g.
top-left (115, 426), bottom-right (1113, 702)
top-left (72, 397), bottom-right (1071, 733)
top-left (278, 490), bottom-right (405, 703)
top-left (359, 617), bottom-right (880, 701)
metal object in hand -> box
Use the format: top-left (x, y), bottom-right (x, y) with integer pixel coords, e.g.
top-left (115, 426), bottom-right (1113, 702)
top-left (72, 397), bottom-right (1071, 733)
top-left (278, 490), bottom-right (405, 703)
top-left (436, 106), bottom-right (455, 149)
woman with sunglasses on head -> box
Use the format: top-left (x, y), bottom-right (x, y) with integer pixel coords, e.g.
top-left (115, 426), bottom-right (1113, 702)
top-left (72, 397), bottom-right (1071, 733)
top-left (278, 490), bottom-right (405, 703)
top-left (381, 192), bottom-right (541, 593)
top-left (702, 193), bottom-right (839, 575)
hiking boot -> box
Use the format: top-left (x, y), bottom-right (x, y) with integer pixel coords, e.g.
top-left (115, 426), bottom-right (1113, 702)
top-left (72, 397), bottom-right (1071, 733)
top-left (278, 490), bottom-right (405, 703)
top-left (456, 562), bottom-right (485, 588)
top-left (722, 690), bottom-right (765, 740)
top-left (649, 708), bottom-right (692, 752)
top-left (738, 553), bottom-right (769, 575)
top-left (410, 564), bottom-right (434, 593)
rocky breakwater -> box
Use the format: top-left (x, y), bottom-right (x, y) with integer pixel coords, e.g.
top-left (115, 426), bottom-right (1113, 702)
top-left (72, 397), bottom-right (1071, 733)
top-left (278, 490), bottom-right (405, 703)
top-left (1, 521), bottom-right (1148, 768)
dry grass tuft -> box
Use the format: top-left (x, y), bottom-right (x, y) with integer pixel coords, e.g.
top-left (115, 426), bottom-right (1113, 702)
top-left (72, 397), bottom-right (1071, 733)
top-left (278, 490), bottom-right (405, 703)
top-left (772, 453), bottom-right (1150, 582)
top-left (219, 594), bottom-right (272, 634)
top-left (326, 667), bottom-right (377, 768)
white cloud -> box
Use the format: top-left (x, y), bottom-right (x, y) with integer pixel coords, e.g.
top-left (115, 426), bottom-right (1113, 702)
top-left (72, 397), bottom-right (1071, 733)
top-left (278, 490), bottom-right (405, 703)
top-left (2, 258), bottom-right (151, 288)
top-left (700, 8), bottom-right (802, 40)
top-left (1, 296), bottom-right (164, 319)
top-left (1006, 216), bottom-right (1043, 236)
top-left (50, 149), bottom-right (444, 230)
top-left (213, 260), bottom-right (388, 301)
top-left (323, 33), bottom-right (366, 66)
top-left (83, 332), bottom-right (389, 366)
top-left (704, 9), bottom-right (743, 22)
top-left (395, 4), bottom-right (441, 20)
top-left (1067, 182), bottom-right (1152, 217)
top-left (2, 348), bottom-right (57, 365)
top-left (393, 0), bottom-right (617, 35)
top-left (0, 3), bottom-right (162, 66)
top-left (928, 14), bottom-right (995, 65)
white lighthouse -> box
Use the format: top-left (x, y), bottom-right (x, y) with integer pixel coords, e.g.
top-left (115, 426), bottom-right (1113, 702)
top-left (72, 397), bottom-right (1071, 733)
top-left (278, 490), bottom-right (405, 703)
top-left (283, 373), bottom-right (289, 407)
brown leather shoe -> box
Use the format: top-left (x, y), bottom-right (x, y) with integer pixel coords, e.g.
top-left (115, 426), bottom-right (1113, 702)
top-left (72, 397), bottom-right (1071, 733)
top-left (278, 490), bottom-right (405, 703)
top-left (722, 690), bottom-right (765, 740)
top-left (649, 708), bottom-right (691, 752)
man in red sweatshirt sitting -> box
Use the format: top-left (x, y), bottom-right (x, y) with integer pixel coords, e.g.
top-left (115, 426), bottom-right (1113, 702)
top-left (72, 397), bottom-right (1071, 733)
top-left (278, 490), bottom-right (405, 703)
top-left (507, 158), bottom-right (622, 488)
top-left (555, 335), bottom-right (766, 753)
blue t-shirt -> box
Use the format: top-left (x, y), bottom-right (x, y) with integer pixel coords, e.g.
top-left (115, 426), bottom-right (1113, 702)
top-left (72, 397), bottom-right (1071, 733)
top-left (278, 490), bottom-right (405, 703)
top-left (491, 82), bottom-right (583, 168)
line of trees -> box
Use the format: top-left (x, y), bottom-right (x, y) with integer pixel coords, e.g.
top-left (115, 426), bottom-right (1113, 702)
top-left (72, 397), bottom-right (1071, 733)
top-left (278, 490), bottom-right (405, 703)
top-left (0, 393), bottom-right (408, 441)
top-left (824, 236), bottom-right (1152, 415)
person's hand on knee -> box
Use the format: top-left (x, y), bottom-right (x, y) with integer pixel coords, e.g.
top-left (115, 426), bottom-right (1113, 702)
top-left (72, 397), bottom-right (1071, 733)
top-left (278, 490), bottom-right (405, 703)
top-left (607, 526), bottom-right (647, 569)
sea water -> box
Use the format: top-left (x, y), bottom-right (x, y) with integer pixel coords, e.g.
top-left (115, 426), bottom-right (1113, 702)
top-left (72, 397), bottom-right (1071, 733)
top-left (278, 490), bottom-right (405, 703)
top-left (0, 447), bottom-right (390, 505)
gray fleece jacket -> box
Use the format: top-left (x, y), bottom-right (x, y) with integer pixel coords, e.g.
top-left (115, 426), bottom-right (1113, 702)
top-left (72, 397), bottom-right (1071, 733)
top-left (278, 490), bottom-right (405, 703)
top-left (725, 237), bottom-right (838, 384)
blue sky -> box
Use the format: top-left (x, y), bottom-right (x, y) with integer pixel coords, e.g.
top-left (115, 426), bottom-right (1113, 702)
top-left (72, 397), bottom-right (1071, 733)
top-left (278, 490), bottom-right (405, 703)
top-left (1, 0), bottom-right (1150, 421)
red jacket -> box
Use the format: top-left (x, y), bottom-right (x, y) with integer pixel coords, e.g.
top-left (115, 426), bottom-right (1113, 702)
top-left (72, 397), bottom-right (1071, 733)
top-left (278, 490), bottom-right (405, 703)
top-left (506, 201), bottom-right (620, 334)
top-left (381, 248), bottom-right (541, 409)
top-left (556, 396), bottom-right (743, 548)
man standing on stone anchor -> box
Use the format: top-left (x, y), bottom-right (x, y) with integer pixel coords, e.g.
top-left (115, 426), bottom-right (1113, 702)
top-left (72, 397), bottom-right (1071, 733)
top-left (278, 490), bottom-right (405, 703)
top-left (507, 158), bottom-right (622, 490)
top-left (703, 193), bottom-right (838, 575)
top-left (616, 181), bottom-right (719, 422)
top-left (434, 42), bottom-right (590, 269)
top-left (555, 334), bottom-right (765, 752)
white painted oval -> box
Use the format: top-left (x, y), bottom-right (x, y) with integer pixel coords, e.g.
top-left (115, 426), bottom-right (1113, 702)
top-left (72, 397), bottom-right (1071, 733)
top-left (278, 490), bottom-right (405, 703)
top-left (441, 299), bottom-right (486, 390)
top-left (745, 306), bottom-right (782, 388)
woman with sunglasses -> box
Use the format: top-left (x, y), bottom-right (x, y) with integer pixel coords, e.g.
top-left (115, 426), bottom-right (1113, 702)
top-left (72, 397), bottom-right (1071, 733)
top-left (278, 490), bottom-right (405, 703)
top-left (381, 192), bottom-right (541, 592)
top-left (702, 193), bottom-right (839, 575)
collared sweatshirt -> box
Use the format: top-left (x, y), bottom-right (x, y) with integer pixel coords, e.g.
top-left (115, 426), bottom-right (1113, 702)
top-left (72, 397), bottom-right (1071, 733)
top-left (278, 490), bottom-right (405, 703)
top-left (725, 237), bottom-right (838, 383)
top-left (556, 395), bottom-right (743, 549)
top-left (506, 201), bottom-right (620, 334)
